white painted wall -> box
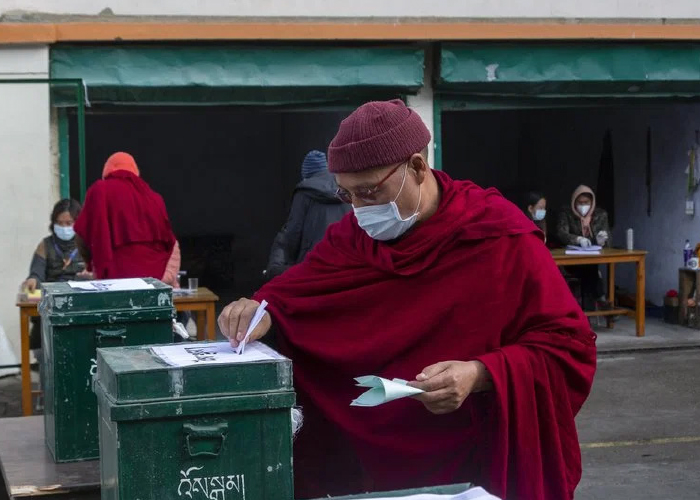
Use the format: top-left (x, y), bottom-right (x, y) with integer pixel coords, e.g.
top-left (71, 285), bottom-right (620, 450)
top-left (2, 0), bottom-right (700, 19)
top-left (0, 45), bottom-right (53, 358)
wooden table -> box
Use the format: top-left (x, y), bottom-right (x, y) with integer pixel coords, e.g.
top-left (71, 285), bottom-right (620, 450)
top-left (551, 249), bottom-right (647, 337)
top-left (15, 300), bottom-right (40, 421)
top-left (172, 287), bottom-right (220, 343)
top-left (0, 417), bottom-right (100, 499)
top-left (15, 287), bottom-right (219, 417)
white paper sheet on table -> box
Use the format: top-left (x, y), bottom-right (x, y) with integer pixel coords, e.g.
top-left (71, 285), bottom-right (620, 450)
top-left (358, 486), bottom-right (501, 500)
top-left (151, 341), bottom-right (283, 367)
top-left (566, 244), bottom-right (602, 252)
top-left (67, 278), bottom-right (154, 292)
top-left (350, 375), bottom-right (424, 407)
top-left (565, 250), bottom-right (602, 255)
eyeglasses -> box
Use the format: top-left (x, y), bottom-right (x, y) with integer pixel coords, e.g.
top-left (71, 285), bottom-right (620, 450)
top-left (335, 162), bottom-right (406, 204)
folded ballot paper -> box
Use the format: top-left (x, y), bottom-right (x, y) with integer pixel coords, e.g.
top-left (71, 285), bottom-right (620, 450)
top-left (361, 486), bottom-right (501, 500)
top-left (350, 376), bottom-right (424, 407)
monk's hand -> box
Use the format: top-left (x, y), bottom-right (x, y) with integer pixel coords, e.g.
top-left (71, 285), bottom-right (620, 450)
top-left (408, 360), bottom-right (492, 415)
top-left (218, 298), bottom-right (271, 348)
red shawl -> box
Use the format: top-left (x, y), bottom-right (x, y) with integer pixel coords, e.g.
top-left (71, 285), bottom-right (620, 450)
top-left (74, 170), bottom-right (176, 280)
top-left (255, 170), bottom-right (596, 500)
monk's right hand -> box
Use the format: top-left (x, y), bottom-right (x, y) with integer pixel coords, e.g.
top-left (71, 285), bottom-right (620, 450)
top-left (218, 298), bottom-right (271, 348)
top-left (24, 278), bottom-right (38, 293)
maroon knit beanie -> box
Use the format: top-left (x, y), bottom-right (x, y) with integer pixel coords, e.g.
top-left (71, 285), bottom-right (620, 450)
top-left (328, 99), bottom-right (431, 173)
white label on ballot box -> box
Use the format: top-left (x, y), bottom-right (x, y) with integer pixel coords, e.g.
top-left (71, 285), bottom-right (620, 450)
top-left (152, 341), bottom-right (283, 368)
top-left (67, 278), bottom-right (154, 292)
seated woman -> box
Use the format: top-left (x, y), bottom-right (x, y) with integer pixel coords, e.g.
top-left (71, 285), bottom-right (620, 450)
top-left (75, 152), bottom-right (177, 282)
top-left (22, 199), bottom-right (89, 384)
top-left (522, 191), bottom-right (548, 242)
top-left (557, 185), bottom-right (611, 311)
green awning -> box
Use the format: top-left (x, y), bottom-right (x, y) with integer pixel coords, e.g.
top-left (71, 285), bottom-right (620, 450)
top-left (51, 45), bottom-right (425, 106)
top-left (438, 43), bottom-right (700, 98)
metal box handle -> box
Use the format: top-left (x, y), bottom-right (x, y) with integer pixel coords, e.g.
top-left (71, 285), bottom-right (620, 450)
top-left (95, 328), bottom-right (127, 346)
top-left (183, 422), bottom-right (229, 458)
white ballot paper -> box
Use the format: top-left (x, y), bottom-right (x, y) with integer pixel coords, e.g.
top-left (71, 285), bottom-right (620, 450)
top-left (67, 278), bottom-right (154, 292)
top-left (236, 300), bottom-right (268, 355)
top-left (350, 375), bottom-right (424, 407)
top-left (152, 341), bottom-right (283, 368)
top-left (358, 486), bottom-right (501, 500)
top-left (566, 245), bottom-right (603, 252)
top-left (565, 244), bottom-right (602, 256)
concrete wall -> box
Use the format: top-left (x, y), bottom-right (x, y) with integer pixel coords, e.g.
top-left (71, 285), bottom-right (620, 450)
top-left (0, 45), bottom-right (53, 357)
top-left (2, 0), bottom-right (700, 19)
top-left (442, 104), bottom-right (700, 305)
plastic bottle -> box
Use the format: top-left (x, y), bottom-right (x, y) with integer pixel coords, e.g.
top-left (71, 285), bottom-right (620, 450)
top-left (684, 240), bottom-right (692, 267)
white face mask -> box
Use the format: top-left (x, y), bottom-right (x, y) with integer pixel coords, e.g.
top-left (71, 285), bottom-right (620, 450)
top-left (577, 205), bottom-right (591, 216)
top-left (353, 165), bottom-right (421, 241)
top-left (534, 209), bottom-right (546, 221)
top-left (54, 224), bottom-right (75, 241)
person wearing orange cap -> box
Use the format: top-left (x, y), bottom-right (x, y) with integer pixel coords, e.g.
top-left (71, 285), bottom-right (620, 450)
top-left (74, 152), bottom-right (178, 282)
top-left (217, 100), bottom-right (596, 500)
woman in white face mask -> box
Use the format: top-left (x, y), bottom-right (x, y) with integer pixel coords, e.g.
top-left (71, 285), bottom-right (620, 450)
top-left (523, 191), bottom-right (547, 242)
top-left (22, 198), bottom-right (89, 296)
top-left (556, 184), bottom-right (612, 311)
top-left (556, 185), bottom-right (610, 249)
top-left (21, 198), bottom-right (92, 390)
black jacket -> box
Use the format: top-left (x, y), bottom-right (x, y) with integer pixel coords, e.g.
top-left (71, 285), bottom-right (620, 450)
top-left (556, 207), bottom-right (611, 247)
top-left (266, 171), bottom-right (350, 279)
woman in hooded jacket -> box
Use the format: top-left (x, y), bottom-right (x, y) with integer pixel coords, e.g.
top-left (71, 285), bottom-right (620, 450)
top-left (557, 185), bottom-right (611, 311)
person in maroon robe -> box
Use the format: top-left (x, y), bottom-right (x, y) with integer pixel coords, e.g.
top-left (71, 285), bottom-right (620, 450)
top-left (75, 152), bottom-right (176, 280)
top-left (218, 100), bottom-right (596, 500)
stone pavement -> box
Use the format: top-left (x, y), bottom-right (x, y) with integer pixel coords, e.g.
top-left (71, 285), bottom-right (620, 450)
top-left (594, 315), bottom-right (700, 353)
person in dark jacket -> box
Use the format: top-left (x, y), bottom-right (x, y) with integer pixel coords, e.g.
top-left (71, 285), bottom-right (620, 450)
top-left (557, 185), bottom-right (610, 249)
top-left (266, 150), bottom-right (350, 279)
top-left (22, 199), bottom-right (90, 396)
top-left (557, 185), bottom-right (612, 311)
top-left (23, 199), bottom-right (89, 346)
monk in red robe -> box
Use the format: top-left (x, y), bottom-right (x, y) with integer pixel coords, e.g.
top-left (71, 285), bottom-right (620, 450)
top-left (219, 100), bottom-right (596, 500)
top-left (75, 152), bottom-right (176, 281)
